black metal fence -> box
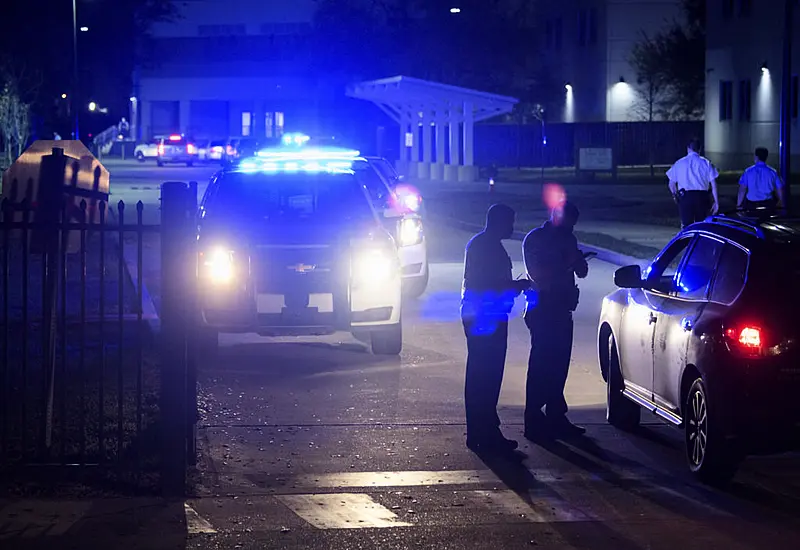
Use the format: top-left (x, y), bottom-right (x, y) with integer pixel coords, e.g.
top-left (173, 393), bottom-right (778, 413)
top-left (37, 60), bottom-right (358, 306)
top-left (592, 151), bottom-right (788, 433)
top-left (0, 181), bottom-right (161, 470)
top-left (474, 120), bottom-right (705, 168)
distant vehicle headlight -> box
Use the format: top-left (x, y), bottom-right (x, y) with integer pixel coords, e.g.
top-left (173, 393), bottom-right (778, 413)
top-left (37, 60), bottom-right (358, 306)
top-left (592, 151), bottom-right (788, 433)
top-left (352, 248), bottom-right (396, 286)
top-left (398, 218), bottom-right (423, 247)
top-left (200, 247), bottom-right (236, 284)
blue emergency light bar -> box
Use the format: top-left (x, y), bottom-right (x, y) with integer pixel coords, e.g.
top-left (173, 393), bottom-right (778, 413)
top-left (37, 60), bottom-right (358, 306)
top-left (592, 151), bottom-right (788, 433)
top-left (237, 156), bottom-right (357, 175)
top-left (255, 147), bottom-right (361, 160)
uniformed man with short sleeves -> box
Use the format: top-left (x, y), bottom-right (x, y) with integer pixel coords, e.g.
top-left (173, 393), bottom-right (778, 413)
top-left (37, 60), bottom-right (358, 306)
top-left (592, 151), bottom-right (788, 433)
top-left (666, 139), bottom-right (720, 228)
top-left (737, 147), bottom-right (784, 210)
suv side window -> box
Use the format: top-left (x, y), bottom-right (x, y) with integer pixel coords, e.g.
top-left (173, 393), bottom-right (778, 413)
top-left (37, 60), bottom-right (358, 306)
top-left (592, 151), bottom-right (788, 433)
top-left (354, 163), bottom-right (391, 205)
top-left (709, 244), bottom-right (749, 304)
top-left (645, 237), bottom-right (693, 294)
top-left (675, 236), bottom-right (724, 300)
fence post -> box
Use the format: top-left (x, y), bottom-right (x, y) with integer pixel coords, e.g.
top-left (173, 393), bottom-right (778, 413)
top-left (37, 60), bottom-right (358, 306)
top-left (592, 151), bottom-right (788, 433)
top-left (160, 181), bottom-right (191, 496)
top-left (186, 181), bottom-right (198, 466)
top-left (37, 148), bottom-right (70, 457)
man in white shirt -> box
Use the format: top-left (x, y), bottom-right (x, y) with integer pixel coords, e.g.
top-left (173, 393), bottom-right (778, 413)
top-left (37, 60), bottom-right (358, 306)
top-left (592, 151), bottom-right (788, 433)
top-left (737, 147), bottom-right (784, 210)
top-left (666, 139), bottom-right (720, 228)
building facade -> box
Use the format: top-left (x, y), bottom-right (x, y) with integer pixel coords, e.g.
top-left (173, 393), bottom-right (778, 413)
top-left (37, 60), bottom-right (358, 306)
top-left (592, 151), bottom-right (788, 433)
top-left (705, 0), bottom-right (800, 170)
top-left (133, 0), bottom-right (343, 141)
top-left (539, 0), bottom-right (682, 123)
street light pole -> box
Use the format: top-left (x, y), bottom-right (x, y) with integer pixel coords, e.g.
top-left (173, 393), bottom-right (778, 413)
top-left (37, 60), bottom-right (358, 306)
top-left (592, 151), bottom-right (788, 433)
top-left (779, 0), bottom-right (794, 207)
top-left (72, 0), bottom-right (80, 141)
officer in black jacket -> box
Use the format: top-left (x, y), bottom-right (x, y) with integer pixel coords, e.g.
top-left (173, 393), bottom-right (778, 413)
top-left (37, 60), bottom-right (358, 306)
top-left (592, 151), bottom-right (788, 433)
top-left (522, 201), bottom-right (589, 440)
top-left (461, 204), bottom-right (530, 452)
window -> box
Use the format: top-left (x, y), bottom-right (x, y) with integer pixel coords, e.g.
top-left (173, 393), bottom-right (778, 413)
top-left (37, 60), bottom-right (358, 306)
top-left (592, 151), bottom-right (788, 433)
top-left (645, 237), bottom-right (693, 293)
top-left (738, 0), bottom-right (752, 16)
top-left (265, 113), bottom-right (274, 138)
top-left (719, 81), bottom-right (733, 121)
top-left (722, 0), bottom-right (734, 18)
top-left (275, 112), bottom-right (285, 134)
top-left (554, 17), bottom-right (563, 50)
top-left (241, 112), bottom-right (252, 136)
top-left (738, 79), bottom-right (752, 121)
top-left (577, 10), bottom-right (587, 47)
top-left (792, 75), bottom-right (798, 119)
top-left (710, 245), bottom-right (749, 304)
top-left (588, 8), bottom-right (598, 45)
top-left (675, 237), bottom-right (725, 300)
top-left (545, 20), bottom-right (554, 49)
top-left (352, 162), bottom-right (391, 205)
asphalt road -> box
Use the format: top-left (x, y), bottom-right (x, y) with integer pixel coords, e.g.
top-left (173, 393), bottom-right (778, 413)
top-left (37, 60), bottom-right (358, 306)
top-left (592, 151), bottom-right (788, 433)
top-left (102, 159), bottom-right (800, 550)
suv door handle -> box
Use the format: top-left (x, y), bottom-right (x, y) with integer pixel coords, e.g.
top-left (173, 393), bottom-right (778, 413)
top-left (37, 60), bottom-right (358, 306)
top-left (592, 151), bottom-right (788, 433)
top-left (648, 313), bottom-right (657, 325)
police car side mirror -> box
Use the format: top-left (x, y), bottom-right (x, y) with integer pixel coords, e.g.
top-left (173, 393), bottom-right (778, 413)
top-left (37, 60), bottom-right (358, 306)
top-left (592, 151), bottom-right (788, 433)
top-left (614, 265), bottom-right (642, 288)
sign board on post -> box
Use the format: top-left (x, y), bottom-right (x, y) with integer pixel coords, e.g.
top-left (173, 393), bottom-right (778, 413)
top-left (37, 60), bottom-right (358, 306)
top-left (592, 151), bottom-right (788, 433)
top-left (577, 148), bottom-right (614, 172)
top-left (1, 140), bottom-right (110, 253)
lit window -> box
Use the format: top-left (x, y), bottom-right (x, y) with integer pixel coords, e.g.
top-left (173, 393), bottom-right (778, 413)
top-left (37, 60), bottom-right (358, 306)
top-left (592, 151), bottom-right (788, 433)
top-left (242, 112), bottom-right (252, 136)
top-left (265, 113), bottom-right (274, 138)
top-left (275, 111), bottom-right (285, 128)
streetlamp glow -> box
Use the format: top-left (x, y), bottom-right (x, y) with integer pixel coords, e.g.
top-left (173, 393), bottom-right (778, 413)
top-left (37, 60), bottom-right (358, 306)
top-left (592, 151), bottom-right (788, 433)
top-left (61, 93), bottom-right (67, 99)
top-left (565, 83), bottom-right (572, 92)
top-left (80, 26), bottom-right (89, 32)
top-left (88, 101), bottom-right (97, 111)
top-left (450, 7), bottom-right (461, 13)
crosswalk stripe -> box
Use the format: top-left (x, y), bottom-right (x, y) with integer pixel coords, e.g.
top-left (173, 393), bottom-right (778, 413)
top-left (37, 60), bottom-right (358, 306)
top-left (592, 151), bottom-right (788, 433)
top-left (277, 493), bottom-right (413, 529)
top-left (184, 503), bottom-right (217, 535)
top-left (292, 469), bottom-right (500, 489)
top-left (469, 490), bottom-right (594, 523)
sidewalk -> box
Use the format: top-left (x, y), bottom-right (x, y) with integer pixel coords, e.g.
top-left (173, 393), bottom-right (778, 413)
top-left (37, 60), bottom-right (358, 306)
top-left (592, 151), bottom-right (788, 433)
top-left (410, 178), bottom-right (679, 262)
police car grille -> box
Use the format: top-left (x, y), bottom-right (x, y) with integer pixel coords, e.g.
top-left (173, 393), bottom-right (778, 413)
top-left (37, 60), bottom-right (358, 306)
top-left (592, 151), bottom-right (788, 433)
top-left (254, 246), bottom-right (340, 293)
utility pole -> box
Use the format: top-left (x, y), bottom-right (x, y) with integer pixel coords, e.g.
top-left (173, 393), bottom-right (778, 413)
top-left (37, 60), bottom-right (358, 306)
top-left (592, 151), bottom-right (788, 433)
top-left (72, 0), bottom-right (80, 141)
top-left (779, 0), bottom-right (794, 207)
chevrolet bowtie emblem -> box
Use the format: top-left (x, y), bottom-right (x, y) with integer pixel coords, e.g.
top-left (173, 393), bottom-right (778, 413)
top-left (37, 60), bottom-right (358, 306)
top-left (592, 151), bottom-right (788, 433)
top-left (288, 263), bottom-right (316, 273)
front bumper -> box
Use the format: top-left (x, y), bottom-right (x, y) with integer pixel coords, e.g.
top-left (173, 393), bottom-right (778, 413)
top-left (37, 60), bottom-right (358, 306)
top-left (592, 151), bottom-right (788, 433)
top-left (398, 240), bottom-right (427, 279)
top-left (198, 246), bottom-right (402, 335)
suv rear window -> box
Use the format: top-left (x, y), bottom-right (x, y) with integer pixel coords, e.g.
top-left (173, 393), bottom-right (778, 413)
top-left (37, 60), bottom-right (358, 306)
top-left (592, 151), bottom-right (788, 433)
top-left (709, 244), bottom-right (749, 304)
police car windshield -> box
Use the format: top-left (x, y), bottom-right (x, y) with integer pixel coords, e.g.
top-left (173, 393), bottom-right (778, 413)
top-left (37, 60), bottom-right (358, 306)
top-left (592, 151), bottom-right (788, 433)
top-left (210, 172), bottom-right (374, 224)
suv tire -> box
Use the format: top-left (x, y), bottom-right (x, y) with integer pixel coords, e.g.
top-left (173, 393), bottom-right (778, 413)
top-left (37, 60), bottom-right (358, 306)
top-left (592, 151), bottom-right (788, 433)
top-left (606, 334), bottom-right (640, 431)
top-left (371, 323), bottom-right (402, 355)
top-left (684, 377), bottom-right (741, 486)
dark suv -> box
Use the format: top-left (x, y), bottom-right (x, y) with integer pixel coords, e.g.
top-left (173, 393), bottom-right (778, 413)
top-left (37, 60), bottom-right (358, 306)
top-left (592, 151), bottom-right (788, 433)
top-left (598, 212), bottom-right (800, 484)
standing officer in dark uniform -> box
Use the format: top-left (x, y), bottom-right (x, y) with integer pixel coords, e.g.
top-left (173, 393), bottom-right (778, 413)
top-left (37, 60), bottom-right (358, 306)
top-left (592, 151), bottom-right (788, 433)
top-left (522, 201), bottom-right (589, 440)
top-left (462, 204), bottom-right (530, 452)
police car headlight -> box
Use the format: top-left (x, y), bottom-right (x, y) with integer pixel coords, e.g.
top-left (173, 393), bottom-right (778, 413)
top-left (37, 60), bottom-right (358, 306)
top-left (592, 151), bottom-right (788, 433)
top-left (352, 249), bottom-right (396, 286)
top-left (398, 218), bottom-right (423, 247)
top-left (201, 247), bottom-right (236, 284)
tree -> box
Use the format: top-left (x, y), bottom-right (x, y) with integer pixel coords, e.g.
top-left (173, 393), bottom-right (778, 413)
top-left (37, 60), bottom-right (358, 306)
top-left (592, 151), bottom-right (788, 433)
top-left (629, 0), bottom-right (705, 121)
top-left (0, 83), bottom-right (32, 165)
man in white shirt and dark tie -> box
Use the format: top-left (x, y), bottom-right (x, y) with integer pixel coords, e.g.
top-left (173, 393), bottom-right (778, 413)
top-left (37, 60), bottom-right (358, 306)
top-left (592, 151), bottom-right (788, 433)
top-left (666, 139), bottom-right (720, 228)
top-left (737, 147), bottom-right (784, 210)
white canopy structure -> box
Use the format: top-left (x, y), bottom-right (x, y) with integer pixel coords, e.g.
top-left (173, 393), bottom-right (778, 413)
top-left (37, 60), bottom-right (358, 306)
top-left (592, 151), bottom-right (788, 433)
top-left (347, 76), bottom-right (518, 181)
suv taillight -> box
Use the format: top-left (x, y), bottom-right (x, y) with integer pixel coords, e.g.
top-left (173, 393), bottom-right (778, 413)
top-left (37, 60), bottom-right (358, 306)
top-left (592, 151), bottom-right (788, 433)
top-left (187, 143), bottom-right (196, 154)
top-left (724, 324), bottom-right (765, 357)
top-left (157, 143), bottom-right (164, 155)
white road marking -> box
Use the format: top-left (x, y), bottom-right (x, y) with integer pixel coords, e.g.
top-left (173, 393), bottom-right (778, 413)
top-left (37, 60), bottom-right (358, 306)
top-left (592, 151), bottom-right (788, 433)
top-left (470, 490), bottom-right (594, 523)
top-left (0, 500), bottom-right (91, 539)
top-left (278, 493), bottom-right (413, 529)
top-left (184, 503), bottom-right (217, 535)
top-left (289, 468), bottom-right (657, 491)
top-left (293, 469), bottom-right (501, 489)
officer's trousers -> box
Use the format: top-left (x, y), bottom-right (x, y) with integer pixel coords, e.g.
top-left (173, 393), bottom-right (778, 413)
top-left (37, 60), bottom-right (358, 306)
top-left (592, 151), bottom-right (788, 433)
top-left (678, 190), bottom-right (711, 228)
top-left (524, 308), bottom-right (574, 430)
top-left (462, 317), bottom-right (508, 441)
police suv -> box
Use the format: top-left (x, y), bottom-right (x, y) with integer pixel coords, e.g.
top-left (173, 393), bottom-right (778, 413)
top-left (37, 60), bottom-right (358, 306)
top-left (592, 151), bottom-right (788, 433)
top-left (196, 149), bottom-right (404, 355)
top-left (267, 135), bottom-right (429, 297)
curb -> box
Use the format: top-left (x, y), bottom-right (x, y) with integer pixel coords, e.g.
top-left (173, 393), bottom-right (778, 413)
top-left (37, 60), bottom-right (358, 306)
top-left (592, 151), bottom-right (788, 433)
top-left (108, 210), bottom-right (161, 334)
top-left (435, 216), bottom-right (646, 268)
